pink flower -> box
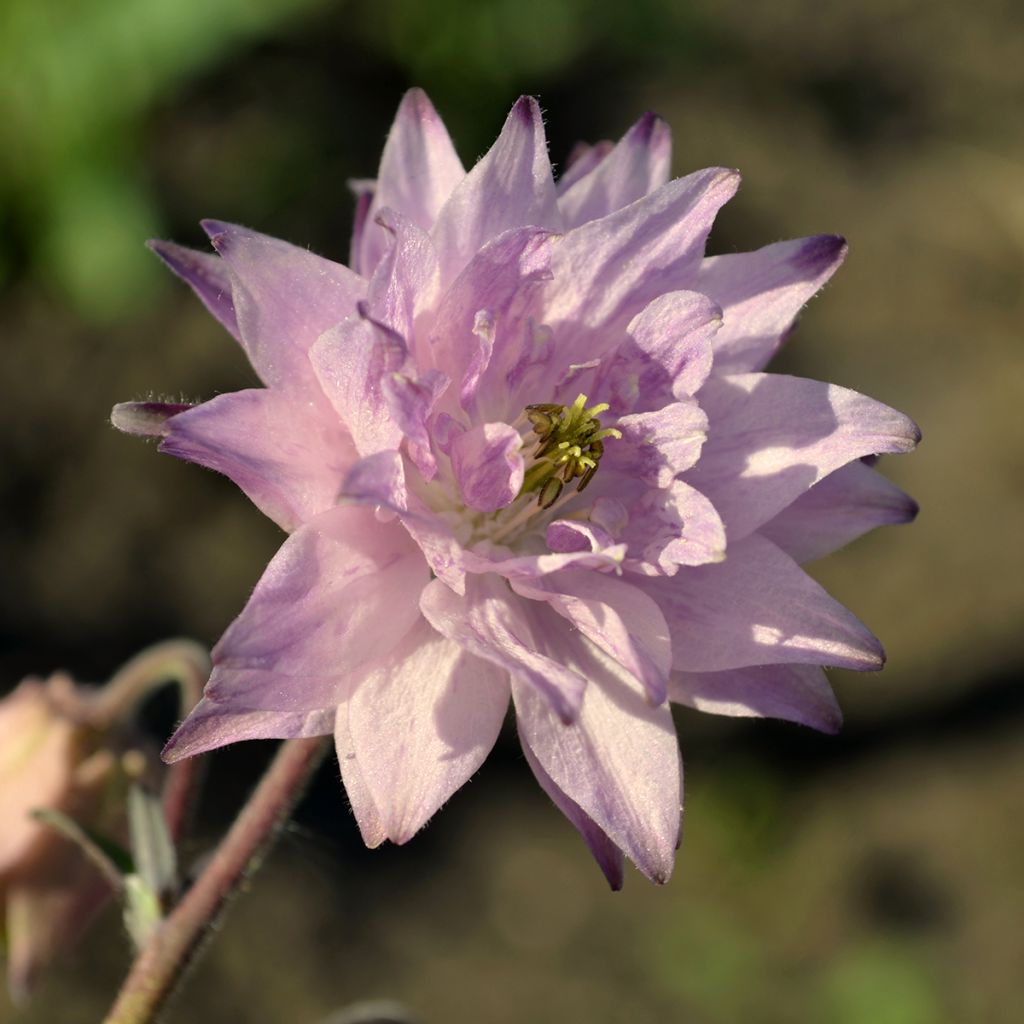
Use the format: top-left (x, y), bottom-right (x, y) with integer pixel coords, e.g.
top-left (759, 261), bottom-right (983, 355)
top-left (115, 91), bottom-right (919, 887)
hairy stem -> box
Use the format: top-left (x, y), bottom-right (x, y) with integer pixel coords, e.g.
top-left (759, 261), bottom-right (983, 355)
top-left (102, 736), bottom-right (329, 1024)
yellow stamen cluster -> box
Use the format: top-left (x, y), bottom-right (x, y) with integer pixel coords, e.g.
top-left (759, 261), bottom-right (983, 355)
top-left (520, 394), bottom-right (621, 509)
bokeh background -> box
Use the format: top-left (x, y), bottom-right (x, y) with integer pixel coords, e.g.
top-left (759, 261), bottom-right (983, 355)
top-left (2, 0), bottom-right (1022, 1021)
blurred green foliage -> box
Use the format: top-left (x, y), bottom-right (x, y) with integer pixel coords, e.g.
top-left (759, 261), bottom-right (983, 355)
top-left (0, 0), bottom-right (328, 319)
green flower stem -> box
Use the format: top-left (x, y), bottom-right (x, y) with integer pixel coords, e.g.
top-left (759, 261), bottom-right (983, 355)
top-left (101, 735), bottom-right (329, 1024)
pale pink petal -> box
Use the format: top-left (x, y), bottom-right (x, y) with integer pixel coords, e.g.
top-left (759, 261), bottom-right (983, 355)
top-left (595, 290), bottom-right (720, 414)
top-left (357, 88), bottom-right (465, 276)
top-left (512, 632), bottom-right (681, 884)
top-left (428, 227), bottom-right (554, 405)
top-left (462, 544), bottom-right (628, 579)
top-left (543, 168), bottom-right (739, 369)
top-left (202, 506), bottom-right (428, 713)
top-left (512, 570), bottom-right (672, 704)
top-left (641, 533), bottom-right (884, 672)
top-left (609, 399), bottom-right (709, 488)
top-left (699, 235), bottom-right (847, 373)
top-left (688, 372), bottom-right (921, 541)
top-left (668, 663), bottom-right (842, 734)
top-left (335, 703), bottom-right (387, 848)
top-left (558, 112), bottom-right (672, 229)
top-left (339, 451), bottom-right (467, 594)
top-left (163, 697), bottom-right (334, 762)
top-left (519, 734), bottom-right (624, 889)
top-left (449, 422), bottom-right (525, 511)
top-left (156, 388), bottom-right (356, 532)
top-left (309, 316), bottom-right (404, 458)
top-left (346, 619), bottom-right (510, 844)
top-left (420, 575), bottom-right (586, 723)
top-left (759, 459), bottom-right (919, 563)
top-left (618, 480), bottom-right (727, 573)
top-left (364, 208), bottom-right (441, 350)
top-left (148, 240), bottom-right (239, 339)
top-left (556, 139), bottom-right (614, 193)
top-left (431, 97), bottom-right (561, 285)
top-left (201, 220), bottom-right (365, 388)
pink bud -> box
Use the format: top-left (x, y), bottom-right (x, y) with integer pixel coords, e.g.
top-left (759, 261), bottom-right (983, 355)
top-left (0, 674), bottom-right (121, 1002)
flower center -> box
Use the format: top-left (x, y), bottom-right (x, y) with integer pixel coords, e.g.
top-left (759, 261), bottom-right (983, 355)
top-left (520, 393), bottom-right (621, 509)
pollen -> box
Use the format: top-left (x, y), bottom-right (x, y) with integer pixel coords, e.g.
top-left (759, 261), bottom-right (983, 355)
top-left (520, 393), bottom-right (621, 509)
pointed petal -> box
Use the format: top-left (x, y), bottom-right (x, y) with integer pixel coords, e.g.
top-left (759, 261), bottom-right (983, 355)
top-left (148, 240), bottom-right (239, 339)
top-left (519, 733), bottom-right (624, 889)
top-left (357, 89), bottom-right (465, 275)
top-left (163, 697), bottom-right (334, 762)
top-left (157, 388), bottom-right (356, 532)
top-left (759, 459), bottom-right (919, 563)
top-left (642, 533), bottom-right (885, 673)
top-left (688, 372), bottom-right (921, 541)
top-left (668, 663), bottom-right (842, 734)
top-left (432, 97), bottom-right (561, 284)
top-left (203, 506), bottom-right (429, 714)
top-left (335, 702), bottom-right (387, 848)
top-left (596, 290), bottom-right (720, 415)
top-left (111, 401), bottom-right (192, 438)
top-left (544, 168), bottom-right (739, 368)
top-left (420, 575), bottom-right (586, 723)
top-left (449, 422), bottom-right (525, 511)
top-left (512, 570), bottom-right (672, 705)
top-left (200, 220), bottom-right (365, 388)
top-left (558, 112), bottom-right (672, 229)
top-left (699, 235), bottom-right (847, 373)
top-left (512, 633), bottom-right (681, 884)
top-left (346, 619), bottom-right (510, 844)
top-left (556, 139), bottom-right (614, 193)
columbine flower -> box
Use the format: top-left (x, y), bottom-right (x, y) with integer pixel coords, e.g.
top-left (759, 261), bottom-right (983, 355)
top-left (114, 91), bottom-right (919, 887)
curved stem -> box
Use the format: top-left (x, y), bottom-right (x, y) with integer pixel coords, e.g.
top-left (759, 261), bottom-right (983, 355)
top-left (101, 736), bottom-right (329, 1024)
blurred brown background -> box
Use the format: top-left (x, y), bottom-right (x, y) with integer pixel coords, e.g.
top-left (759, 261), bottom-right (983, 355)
top-left (1, 0), bottom-right (1021, 1021)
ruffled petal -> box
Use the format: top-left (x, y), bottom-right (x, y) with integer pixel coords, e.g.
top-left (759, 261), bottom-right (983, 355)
top-left (356, 88), bottom-right (465, 276)
top-left (688, 372), bottom-right (921, 541)
top-left (200, 220), bottom-right (365, 389)
top-left (512, 632), bottom-right (681, 884)
top-left (641, 533), bottom-right (884, 672)
top-left (148, 240), bottom-right (239, 339)
top-left (420, 574), bottom-right (587, 723)
top-left (519, 733), bottom-right (624, 889)
top-left (309, 316), bottom-right (405, 458)
top-left (544, 168), bottom-right (739, 370)
top-left (449, 422), bottom-right (525, 512)
top-left (432, 97), bottom-right (561, 285)
top-left (345, 619), bottom-right (510, 844)
top-left (595, 290), bottom-right (720, 415)
top-left (610, 399), bottom-right (709, 488)
top-left (699, 235), bottom-right (847, 374)
top-left (618, 480), bottom-right (727, 573)
top-left (200, 506), bottom-right (429, 714)
top-left (557, 112), bottom-right (672, 229)
top-left (512, 569), bottom-right (672, 705)
top-left (156, 388), bottom-right (356, 532)
top-left (428, 227), bottom-right (554, 411)
top-left (163, 697), bottom-right (334, 762)
top-left (759, 459), bottom-right (919, 563)
top-left (668, 663), bottom-right (842, 734)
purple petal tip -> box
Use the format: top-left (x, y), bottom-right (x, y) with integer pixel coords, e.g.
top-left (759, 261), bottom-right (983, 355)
top-left (790, 234), bottom-right (848, 273)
